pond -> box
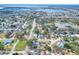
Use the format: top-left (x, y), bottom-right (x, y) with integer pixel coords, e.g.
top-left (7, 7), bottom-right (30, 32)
top-left (3, 39), bottom-right (13, 45)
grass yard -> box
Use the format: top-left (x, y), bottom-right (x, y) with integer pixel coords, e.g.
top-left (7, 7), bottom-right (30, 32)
top-left (15, 40), bottom-right (27, 51)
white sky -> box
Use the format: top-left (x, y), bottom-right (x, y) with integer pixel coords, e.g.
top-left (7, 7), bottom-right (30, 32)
top-left (0, 0), bottom-right (79, 4)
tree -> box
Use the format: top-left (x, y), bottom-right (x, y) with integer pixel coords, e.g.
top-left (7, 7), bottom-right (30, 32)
top-left (0, 42), bottom-right (4, 50)
top-left (63, 36), bottom-right (79, 54)
top-left (45, 46), bottom-right (51, 52)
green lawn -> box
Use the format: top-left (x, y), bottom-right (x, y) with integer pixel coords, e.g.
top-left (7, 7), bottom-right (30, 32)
top-left (15, 40), bottom-right (27, 51)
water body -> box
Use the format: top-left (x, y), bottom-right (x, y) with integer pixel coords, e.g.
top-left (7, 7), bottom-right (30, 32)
top-left (0, 4), bottom-right (79, 8)
top-left (17, 8), bottom-right (66, 12)
top-left (0, 8), bottom-right (66, 12)
top-left (35, 9), bottom-right (66, 12)
top-left (0, 4), bottom-right (79, 14)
